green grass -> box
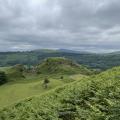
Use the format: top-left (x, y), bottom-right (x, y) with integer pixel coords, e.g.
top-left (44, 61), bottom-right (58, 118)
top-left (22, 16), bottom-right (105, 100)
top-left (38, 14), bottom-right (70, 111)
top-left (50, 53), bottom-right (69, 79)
top-left (1, 58), bottom-right (120, 119)
top-left (0, 78), bottom-right (62, 108)
top-left (0, 57), bottom-right (91, 108)
top-left (0, 67), bottom-right (11, 72)
top-left (0, 65), bottom-right (25, 81)
top-left (0, 66), bottom-right (120, 120)
top-left (0, 73), bottom-right (86, 108)
top-left (37, 57), bottom-right (93, 75)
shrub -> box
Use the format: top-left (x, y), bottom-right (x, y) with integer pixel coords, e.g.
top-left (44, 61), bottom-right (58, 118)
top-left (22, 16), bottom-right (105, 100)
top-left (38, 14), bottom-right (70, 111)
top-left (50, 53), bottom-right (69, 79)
top-left (60, 76), bottom-right (64, 79)
top-left (43, 78), bottom-right (50, 88)
top-left (0, 71), bottom-right (7, 85)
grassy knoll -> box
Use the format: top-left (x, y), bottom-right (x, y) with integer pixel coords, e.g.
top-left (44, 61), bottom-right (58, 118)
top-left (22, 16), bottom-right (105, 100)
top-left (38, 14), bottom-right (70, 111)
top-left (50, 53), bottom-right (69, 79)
top-left (36, 57), bottom-right (93, 75)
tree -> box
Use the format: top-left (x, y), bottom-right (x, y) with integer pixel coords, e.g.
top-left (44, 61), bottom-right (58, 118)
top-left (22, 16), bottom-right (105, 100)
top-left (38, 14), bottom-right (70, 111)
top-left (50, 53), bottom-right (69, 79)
top-left (43, 77), bottom-right (50, 88)
top-left (60, 76), bottom-right (64, 79)
top-left (0, 71), bottom-right (7, 85)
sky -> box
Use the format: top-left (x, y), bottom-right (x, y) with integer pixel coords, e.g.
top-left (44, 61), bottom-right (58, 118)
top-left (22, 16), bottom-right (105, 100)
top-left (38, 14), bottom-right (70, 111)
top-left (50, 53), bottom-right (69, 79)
top-left (0, 0), bottom-right (120, 53)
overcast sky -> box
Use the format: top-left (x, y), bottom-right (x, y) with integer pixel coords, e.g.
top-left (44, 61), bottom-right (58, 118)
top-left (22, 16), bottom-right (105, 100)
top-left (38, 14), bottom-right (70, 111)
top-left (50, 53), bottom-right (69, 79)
top-left (0, 0), bottom-right (120, 52)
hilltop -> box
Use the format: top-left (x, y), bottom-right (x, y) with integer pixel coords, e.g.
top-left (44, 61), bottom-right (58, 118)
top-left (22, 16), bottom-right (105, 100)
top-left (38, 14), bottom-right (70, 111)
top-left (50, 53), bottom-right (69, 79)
top-left (0, 66), bottom-right (120, 119)
top-left (36, 57), bottom-right (93, 75)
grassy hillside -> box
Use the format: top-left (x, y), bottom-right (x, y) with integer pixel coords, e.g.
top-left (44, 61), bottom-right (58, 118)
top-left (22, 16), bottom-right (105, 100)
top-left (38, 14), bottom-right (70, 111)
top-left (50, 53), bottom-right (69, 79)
top-left (0, 74), bottom-right (86, 108)
top-left (36, 57), bottom-right (93, 75)
top-left (0, 76), bottom-right (63, 108)
top-left (0, 57), bottom-right (92, 82)
top-left (0, 58), bottom-right (90, 108)
top-left (0, 65), bottom-right (25, 82)
top-left (0, 66), bottom-right (120, 119)
top-left (94, 66), bottom-right (120, 80)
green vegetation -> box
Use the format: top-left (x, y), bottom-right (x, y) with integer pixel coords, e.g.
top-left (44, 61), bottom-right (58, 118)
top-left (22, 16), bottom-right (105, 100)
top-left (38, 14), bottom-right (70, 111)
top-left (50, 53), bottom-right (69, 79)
top-left (0, 74), bottom-right (86, 108)
top-left (36, 57), bottom-right (93, 75)
top-left (1, 65), bottom-right (25, 82)
top-left (0, 58), bottom-right (89, 108)
top-left (43, 77), bottom-right (50, 88)
top-left (0, 72), bottom-right (7, 85)
top-left (0, 66), bottom-right (120, 119)
top-left (0, 57), bottom-right (120, 120)
top-left (1, 50), bottom-right (120, 70)
top-left (0, 76), bottom-right (63, 108)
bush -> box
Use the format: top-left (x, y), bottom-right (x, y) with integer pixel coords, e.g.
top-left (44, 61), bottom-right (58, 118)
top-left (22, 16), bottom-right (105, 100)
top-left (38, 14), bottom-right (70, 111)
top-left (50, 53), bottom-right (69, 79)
top-left (0, 71), bottom-right (7, 85)
top-left (60, 76), bottom-right (64, 79)
top-left (43, 78), bottom-right (50, 88)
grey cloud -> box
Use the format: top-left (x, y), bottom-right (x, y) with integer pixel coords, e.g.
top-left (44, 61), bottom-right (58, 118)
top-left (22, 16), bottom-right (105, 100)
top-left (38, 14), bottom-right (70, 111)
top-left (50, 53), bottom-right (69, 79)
top-left (0, 0), bottom-right (120, 52)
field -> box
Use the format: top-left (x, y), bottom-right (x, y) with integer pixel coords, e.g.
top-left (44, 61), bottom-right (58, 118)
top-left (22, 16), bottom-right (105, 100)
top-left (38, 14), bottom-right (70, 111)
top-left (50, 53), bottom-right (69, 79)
top-left (0, 73), bottom-right (76, 107)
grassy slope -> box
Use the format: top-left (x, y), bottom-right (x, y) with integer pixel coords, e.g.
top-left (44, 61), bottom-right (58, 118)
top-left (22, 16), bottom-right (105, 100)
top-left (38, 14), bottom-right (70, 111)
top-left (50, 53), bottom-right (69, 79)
top-left (0, 65), bottom-right (25, 81)
top-left (36, 57), bottom-right (93, 75)
top-left (0, 77), bottom-right (63, 108)
top-left (0, 67), bottom-right (120, 120)
top-left (0, 57), bottom-right (91, 108)
top-left (0, 72), bottom-right (86, 108)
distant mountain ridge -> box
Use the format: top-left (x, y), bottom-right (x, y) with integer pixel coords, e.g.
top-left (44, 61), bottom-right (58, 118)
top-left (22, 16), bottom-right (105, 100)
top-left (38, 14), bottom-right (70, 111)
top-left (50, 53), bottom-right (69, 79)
top-left (58, 49), bottom-right (92, 54)
top-left (0, 49), bottom-right (120, 70)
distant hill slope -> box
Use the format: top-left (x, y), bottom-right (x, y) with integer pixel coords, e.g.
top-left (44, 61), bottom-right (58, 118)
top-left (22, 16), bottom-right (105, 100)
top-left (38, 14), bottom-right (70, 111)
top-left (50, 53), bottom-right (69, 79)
top-left (94, 66), bottom-right (120, 80)
top-left (0, 57), bottom-right (93, 83)
top-left (0, 66), bottom-right (120, 120)
top-left (36, 57), bottom-right (93, 75)
top-left (1, 49), bottom-right (120, 70)
top-left (1, 65), bottom-right (25, 81)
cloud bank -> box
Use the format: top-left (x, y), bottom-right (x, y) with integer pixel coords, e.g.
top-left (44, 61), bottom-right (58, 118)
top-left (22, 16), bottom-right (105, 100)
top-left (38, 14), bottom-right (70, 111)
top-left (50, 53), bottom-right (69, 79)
top-left (0, 0), bottom-right (120, 52)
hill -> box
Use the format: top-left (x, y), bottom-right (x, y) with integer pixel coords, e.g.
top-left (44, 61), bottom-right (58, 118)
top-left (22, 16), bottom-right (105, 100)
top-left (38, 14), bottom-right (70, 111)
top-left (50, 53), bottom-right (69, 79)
top-left (0, 66), bottom-right (120, 119)
top-left (36, 57), bottom-right (93, 75)
top-left (0, 65), bottom-right (25, 81)
top-left (1, 49), bottom-right (120, 70)
top-left (0, 57), bottom-right (92, 82)
top-left (0, 58), bottom-right (90, 108)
